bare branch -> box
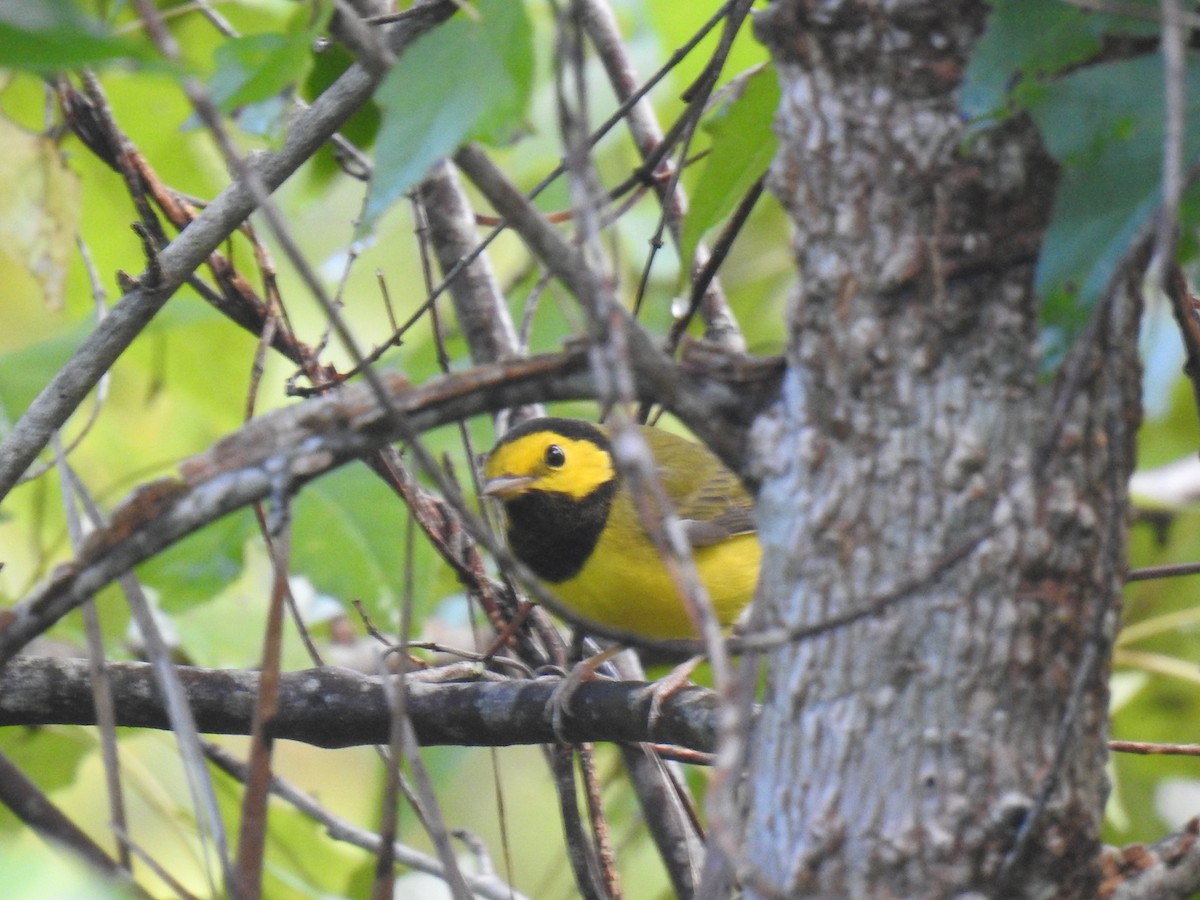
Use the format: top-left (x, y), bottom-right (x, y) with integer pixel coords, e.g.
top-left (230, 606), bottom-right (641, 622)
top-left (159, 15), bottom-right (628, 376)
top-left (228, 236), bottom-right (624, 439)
top-left (580, 0), bottom-right (748, 351)
top-left (0, 352), bottom-right (584, 663)
top-left (416, 161), bottom-right (522, 366)
top-left (453, 143), bottom-right (762, 468)
top-left (0, 657), bottom-right (722, 751)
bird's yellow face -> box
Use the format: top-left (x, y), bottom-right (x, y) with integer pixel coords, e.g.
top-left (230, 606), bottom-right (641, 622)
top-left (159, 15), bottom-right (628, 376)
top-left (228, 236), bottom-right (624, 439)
top-left (482, 429), bottom-right (615, 501)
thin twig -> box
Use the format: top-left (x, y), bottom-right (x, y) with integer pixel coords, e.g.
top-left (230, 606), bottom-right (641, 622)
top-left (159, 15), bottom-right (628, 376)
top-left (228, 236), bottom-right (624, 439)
top-left (1144, 0), bottom-right (1186, 293)
top-left (61, 468), bottom-right (231, 896)
top-left (1126, 559), bottom-right (1200, 582)
top-left (552, 744), bottom-right (609, 900)
top-left (1110, 740), bottom-right (1200, 756)
top-left (579, 742), bottom-right (622, 898)
top-left (234, 519), bottom-right (292, 899)
top-left (665, 176), bottom-right (764, 354)
top-left (53, 435), bottom-right (131, 873)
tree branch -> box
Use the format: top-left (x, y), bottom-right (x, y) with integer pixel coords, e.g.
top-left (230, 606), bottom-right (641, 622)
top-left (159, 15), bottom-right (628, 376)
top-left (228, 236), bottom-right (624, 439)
top-left (0, 342), bottom-right (778, 664)
top-left (1103, 819), bottom-right (1200, 900)
top-left (0, 351), bottom-right (578, 663)
top-left (0, 657), bottom-right (720, 752)
top-left (416, 160), bottom-right (522, 366)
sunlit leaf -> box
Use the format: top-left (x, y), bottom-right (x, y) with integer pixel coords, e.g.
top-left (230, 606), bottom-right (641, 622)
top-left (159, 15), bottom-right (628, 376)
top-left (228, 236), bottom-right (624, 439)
top-left (1109, 670), bottom-right (1150, 714)
top-left (0, 832), bottom-right (128, 897)
top-left (360, 0), bottom-right (533, 233)
top-left (0, 116), bottom-right (79, 313)
top-left (680, 65), bottom-right (779, 273)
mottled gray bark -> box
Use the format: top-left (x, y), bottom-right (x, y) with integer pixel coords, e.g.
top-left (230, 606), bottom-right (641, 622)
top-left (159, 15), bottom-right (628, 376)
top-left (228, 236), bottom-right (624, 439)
top-left (737, 1), bottom-right (1138, 896)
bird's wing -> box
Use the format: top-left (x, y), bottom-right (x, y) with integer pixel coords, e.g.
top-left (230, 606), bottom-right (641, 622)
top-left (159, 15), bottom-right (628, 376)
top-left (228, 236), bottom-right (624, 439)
top-left (681, 508), bottom-right (757, 547)
top-left (675, 465), bottom-right (756, 547)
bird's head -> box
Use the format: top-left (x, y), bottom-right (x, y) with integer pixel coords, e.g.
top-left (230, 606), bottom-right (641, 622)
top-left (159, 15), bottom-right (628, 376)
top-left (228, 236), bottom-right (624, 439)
top-left (482, 418), bottom-right (615, 502)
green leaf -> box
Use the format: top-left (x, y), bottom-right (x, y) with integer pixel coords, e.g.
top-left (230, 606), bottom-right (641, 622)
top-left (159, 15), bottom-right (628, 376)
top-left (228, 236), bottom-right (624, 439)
top-left (961, 0), bottom-right (1157, 124)
top-left (0, 0), bottom-right (156, 72)
top-left (302, 42), bottom-right (381, 176)
top-left (1030, 54), bottom-right (1200, 364)
top-left (680, 65), bottom-right (779, 272)
top-left (0, 322), bottom-right (92, 427)
top-left (961, 0), bottom-right (1103, 122)
top-left (0, 832), bottom-right (130, 898)
top-left (360, 0), bottom-right (533, 233)
top-left (0, 727), bottom-right (90, 797)
top-left (209, 33), bottom-right (313, 112)
top-left (200, 2), bottom-right (332, 136)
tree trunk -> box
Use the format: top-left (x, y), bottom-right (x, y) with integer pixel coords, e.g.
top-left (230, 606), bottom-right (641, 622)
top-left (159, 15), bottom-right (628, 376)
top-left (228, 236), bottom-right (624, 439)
top-left (739, 1), bottom-right (1140, 896)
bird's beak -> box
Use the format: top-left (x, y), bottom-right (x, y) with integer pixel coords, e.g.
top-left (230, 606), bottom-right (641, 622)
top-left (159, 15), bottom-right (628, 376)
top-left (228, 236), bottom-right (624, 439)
top-left (481, 474), bottom-right (536, 498)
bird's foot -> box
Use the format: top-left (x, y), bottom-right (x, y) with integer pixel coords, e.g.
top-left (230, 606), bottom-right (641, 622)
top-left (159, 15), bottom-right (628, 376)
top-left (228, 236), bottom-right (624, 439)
top-left (647, 654), bottom-right (704, 736)
top-left (548, 645), bottom-right (624, 743)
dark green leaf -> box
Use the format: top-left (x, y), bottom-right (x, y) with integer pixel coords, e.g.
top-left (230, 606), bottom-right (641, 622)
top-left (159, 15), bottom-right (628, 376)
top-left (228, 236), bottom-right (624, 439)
top-left (303, 42), bottom-right (381, 164)
top-left (962, 0), bottom-right (1159, 125)
top-left (1030, 54), bottom-right (1200, 364)
top-left (361, 0), bottom-right (533, 233)
top-left (961, 0), bottom-right (1106, 122)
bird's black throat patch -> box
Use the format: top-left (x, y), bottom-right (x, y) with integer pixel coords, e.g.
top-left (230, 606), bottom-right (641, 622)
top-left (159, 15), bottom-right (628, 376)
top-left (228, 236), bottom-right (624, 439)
top-left (502, 478), bottom-right (617, 583)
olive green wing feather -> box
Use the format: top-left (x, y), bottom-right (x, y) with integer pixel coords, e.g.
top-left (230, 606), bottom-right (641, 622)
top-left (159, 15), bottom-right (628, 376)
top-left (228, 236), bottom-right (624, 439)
top-left (644, 427), bottom-right (756, 548)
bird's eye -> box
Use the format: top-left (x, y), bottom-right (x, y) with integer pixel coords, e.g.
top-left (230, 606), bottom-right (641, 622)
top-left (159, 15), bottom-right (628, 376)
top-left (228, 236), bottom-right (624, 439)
top-left (544, 444), bottom-right (566, 468)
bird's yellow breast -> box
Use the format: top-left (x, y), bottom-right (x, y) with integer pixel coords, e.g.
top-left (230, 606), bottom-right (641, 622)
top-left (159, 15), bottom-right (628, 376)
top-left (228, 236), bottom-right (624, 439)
top-left (549, 490), bottom-right (761, 640)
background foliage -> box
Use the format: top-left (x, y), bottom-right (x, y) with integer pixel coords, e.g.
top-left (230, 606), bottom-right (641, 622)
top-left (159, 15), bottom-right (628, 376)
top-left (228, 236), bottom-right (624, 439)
top-left (0, 0), bottom-right (1199, 896)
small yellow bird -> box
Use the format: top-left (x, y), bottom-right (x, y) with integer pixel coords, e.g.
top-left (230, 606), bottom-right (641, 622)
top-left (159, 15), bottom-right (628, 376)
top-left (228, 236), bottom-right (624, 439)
top-left (481, 417), bottom-right (760, 641)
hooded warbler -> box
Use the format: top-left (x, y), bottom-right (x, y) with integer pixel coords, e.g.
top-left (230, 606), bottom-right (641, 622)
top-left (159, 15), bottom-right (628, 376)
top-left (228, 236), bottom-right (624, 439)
top-left (481, 417), bottom-right (760, 640)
